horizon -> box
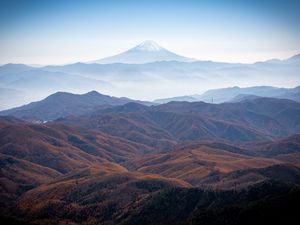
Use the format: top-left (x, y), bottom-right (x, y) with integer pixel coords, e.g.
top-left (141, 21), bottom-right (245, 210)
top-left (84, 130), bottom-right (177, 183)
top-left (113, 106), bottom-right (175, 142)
top-left (0, 0), bottom-right (299, 109)
top-left (31, 84), bottom-right (300, 100)
top-left (1, 39), bottom-right (300, 66)
top-left (1, 83), bottom-right (300, 106)
top-left (1, 0), bottom-right (300, 64)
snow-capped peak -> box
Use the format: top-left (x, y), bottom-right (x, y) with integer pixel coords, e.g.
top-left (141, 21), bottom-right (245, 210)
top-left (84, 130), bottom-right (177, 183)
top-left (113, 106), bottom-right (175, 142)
top-left (133, 40), bottom-right (163, 52)
top-left (89, 40), bottom-right (194, 64)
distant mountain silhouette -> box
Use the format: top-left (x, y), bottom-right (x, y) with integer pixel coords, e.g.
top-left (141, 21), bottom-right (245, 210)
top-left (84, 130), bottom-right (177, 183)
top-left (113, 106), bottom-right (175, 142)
top-left (1, 54), bottom-right (299, 109)
top-left (284, 53), bottom-right (300, 64)
top-left (155, 85), bottom-right (300, 103)
top-left (89, 40), bottom-right (194, 64)
top-left (0, 64), bottom-right (110, 110)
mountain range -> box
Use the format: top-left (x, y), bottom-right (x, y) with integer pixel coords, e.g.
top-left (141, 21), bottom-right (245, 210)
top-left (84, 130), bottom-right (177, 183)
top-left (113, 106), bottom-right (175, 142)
top-left (1, 89), bottom-right (300, 224)
top-left (1, 40), bottom-right (300, 224)
top-left (155, 85), bottom-right (300, 104)
top-left (0, 40), bottom-right (299, 110)
top-left (1, 92), bottom-right (300, 224)
top-left (2, 91), bottom-right (300, 143)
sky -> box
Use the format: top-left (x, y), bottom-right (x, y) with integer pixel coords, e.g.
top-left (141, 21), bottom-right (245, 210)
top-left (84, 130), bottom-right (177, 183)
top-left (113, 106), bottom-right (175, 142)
top-left (0, 0), bottom-right (300, 64)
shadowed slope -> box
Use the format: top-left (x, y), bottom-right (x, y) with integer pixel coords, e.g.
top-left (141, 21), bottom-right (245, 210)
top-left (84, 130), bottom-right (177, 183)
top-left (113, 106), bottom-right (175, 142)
top-left (14, 165), bottom-right (189, 225)
top-left (244, 134), bottom-right (300, 156)
top-left (0, 118), bottom-right (153, 174)
top-left (0, 153), bottom-right (61, 208)
top-left (13, 178), bottom-right (300, 225)
top-left (61, 98), bottom-right (300, 148)
top-left (200, 163), bottom-right (300, 189)
top-left (123, 144), bottom-right (280, 186)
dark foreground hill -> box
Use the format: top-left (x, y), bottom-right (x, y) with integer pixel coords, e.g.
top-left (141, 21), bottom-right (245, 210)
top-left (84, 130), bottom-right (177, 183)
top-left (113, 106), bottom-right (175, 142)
top-left (4, 180), bottom-right (300, 225)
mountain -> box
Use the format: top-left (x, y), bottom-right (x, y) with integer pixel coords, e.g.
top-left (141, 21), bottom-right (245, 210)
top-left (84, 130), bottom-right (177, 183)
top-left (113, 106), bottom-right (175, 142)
top-left (153, 97), bottom-right (300, 138)
top-left (1, 50), bottom-right (300, 224)
top-left (40, 58), bottom-right (300, 102)
top-left (2, 55), bottom-right (300, 108)
top-left (198, 86), bottom-right (282, 103)
top-left (154, 95), bottom-right (198, 104)
top-left (3, 93), bottom-right (300, 145)
top-left (0, 117), bottom-right (153, 171)
top-left (12, 165), bottom-right (188, 224)
top-left (0, 116), bottom-right (156, 204)
top-left (123, 143), bottom-right (279, 186)
top-left (63, 102), bottom-right (263, 147)
top-left (0, 64), bottom-right (111, 110)
top-left (0, 63), bottom-right (34, 75)
top-left (59, 97), bottom-right (300, 147)
top-left (228, 94), bottom-right (262, 102)
top-left (9, 171), bottom-right (300, 225)
top-left (1, 110), bottom-right (300, 224)
top-left (243, 134), bottom-right (300, 157)
top-left (278, 86), bottom-right (300, 102)
top-left (284, 53), bottom-right (300, 64)
top-left (89, 40), bottom-right (194, 64)
top-left (256, 53), bottom-right (300, 65)
top-left (192, 86), bottom-right (300, 103)
top-left (0, 153), bottom-right (61, 207)
top-left (0, 91), bottom-right (152, 122)
top-left (155, 85), bottom-right (300, 104)
top-left (200, 164), bottom-right (300, 189)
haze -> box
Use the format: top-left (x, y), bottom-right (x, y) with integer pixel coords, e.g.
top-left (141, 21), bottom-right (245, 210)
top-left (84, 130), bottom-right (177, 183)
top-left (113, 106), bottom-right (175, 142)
top-left (1, 0), bottom-right (300, 65)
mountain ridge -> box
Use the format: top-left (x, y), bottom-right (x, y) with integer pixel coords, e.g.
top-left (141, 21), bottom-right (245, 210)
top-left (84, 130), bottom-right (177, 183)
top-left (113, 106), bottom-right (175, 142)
top-left (154, 85), bottom-right (300, 104)
top-left (0, 91), bottom-right (153, 122)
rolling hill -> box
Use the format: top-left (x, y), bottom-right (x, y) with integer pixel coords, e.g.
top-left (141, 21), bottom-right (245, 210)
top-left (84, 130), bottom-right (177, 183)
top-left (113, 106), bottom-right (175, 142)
top-left (1, 93), bottom-right (300, 225)
top-left (123, 143), bottom-right (280, 186)
top-left (57, 97), bottom-right (300, 146)
top-left (0, 91), bottom-right (152, 122)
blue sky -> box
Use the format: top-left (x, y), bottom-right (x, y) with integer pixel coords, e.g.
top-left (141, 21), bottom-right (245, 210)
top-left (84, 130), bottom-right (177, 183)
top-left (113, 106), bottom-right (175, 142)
top-left (0, 0), bottom-right (300, 64)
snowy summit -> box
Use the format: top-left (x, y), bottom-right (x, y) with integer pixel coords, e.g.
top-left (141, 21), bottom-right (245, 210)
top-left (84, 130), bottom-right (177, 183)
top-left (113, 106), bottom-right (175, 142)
top-left (89, 40), bottom-right (194, 64)
top-left (133, 40), bottom-right (163, 52)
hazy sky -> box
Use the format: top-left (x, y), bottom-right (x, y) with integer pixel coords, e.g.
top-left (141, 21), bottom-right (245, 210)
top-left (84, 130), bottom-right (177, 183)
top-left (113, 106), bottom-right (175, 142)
top-left (0, 0), bottom-right (300, 64)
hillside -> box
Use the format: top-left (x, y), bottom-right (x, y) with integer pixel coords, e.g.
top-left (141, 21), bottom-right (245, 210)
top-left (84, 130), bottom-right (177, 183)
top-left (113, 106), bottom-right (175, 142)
top-left (123, 144), bottom-right (280, 186)
top-left (0, 91), bottom-right (151, 121)
top-left (59, 97), bottom-right (300, 147)
top-left (7, 179), bottom-right (300, 225)
top-left (1, 96), bottom-right (300, 225)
